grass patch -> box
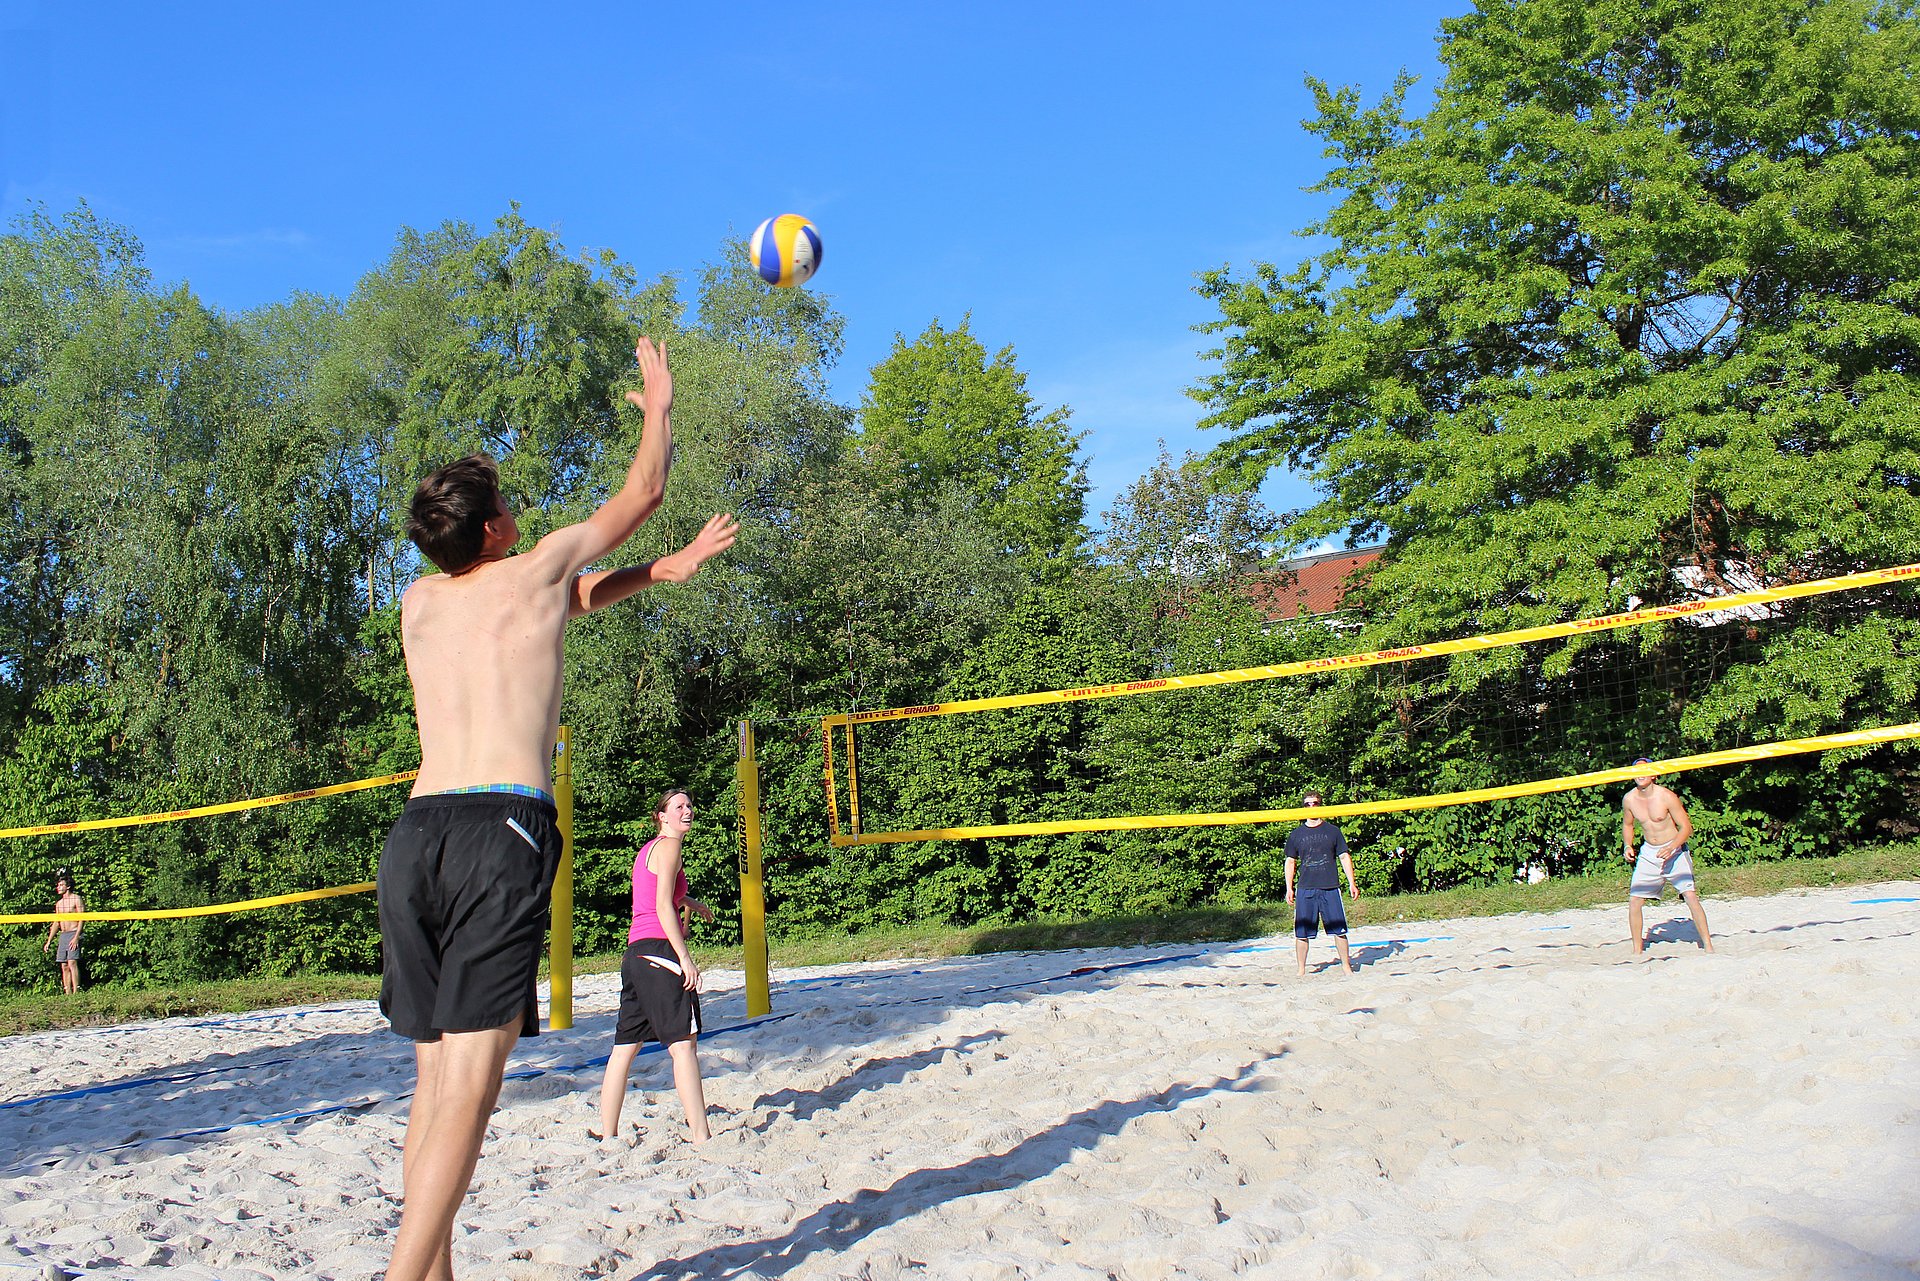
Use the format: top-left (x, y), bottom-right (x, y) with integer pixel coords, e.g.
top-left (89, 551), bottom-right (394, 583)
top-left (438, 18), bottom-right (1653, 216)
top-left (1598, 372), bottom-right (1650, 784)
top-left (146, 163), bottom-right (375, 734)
top-left (8, 843), bottom-right (1915, 1038)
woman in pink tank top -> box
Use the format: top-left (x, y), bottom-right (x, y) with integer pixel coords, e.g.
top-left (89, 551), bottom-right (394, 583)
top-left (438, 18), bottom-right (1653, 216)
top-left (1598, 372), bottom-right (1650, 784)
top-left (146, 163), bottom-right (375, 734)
top-left (595, 788), bottom-right (714, 1143)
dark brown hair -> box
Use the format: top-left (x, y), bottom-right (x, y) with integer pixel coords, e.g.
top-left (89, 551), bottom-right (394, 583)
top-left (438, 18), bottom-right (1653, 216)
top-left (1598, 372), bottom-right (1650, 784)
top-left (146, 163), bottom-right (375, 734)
top-left (407, 454), bottom-right (502, 573)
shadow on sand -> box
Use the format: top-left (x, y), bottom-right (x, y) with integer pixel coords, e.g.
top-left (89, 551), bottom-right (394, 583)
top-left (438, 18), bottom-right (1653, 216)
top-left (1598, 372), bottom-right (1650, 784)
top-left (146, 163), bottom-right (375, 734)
top-left (643, 1054), bottom-right (1284, 1280)
top-left (747, 1031), bottom-right (1007, 1130)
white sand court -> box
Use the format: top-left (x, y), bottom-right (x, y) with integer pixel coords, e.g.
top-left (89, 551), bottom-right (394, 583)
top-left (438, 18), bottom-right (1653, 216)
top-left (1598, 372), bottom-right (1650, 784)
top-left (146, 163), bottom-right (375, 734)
top-left (3, 882), bottom-right (1917, 1280)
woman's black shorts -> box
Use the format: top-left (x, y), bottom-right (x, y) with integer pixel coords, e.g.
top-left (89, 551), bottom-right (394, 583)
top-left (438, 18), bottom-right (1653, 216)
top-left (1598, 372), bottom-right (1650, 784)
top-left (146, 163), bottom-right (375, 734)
top-left (616, 937), bottom-right (701, 1047)
top-left (377, 793), bottom-right (562, 1042)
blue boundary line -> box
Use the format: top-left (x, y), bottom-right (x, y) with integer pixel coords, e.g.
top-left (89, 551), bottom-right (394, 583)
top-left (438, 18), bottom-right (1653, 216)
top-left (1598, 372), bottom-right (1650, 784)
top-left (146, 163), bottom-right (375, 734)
top-left (0, 985), bottom-right (753, 1115)
top-left (9, 952), bottom-right (1220, 1161)
top-left (10, 936), bottom-right (1472, 1161)
top-left (0, 1057), bottom-right (301, 1112)
top-left (0, 1260), bottom-right (169, 1280)
top-left (1231, 936), bottom-right (1454, 951)
top-left (9, 1012), bottom-right (799, 1171)
top-left (17, 1002), bottom-right (376, 1043)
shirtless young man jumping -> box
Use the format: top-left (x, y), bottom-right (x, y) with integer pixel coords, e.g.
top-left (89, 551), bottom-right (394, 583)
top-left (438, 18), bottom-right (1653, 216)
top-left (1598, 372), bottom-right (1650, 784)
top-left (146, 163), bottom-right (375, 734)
top-left (379, 338), bottom-right (737, 1281)
top-left (1622, 757), bottom-right (1715, 957)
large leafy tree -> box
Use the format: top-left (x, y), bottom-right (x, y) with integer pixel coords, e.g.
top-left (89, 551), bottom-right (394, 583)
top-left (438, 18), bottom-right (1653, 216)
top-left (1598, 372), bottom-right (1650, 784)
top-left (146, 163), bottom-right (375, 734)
top-left (1194, 0), bottom-right (1920, 865)
top-left (0, 204), bottom-right (155, 725)
top-left (555, 255), bottom-right (860, 951)
top-left (861, 318), bottom-right (1090, 574)
top-left (1198, 0), bottom-right (1919, 620)
top-left (316, 206), bottom-right (646, 613)
top-left (0, 205), bottom-right (384, 984)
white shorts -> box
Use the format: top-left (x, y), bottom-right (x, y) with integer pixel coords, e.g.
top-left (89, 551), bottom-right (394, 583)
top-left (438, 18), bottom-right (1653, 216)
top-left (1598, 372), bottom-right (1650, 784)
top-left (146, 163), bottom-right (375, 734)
top-left (1631, 842), bottom-right (1696, 899)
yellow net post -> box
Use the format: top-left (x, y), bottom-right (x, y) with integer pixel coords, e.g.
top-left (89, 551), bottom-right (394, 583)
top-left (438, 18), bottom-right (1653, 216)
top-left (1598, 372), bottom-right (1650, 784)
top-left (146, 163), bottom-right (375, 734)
top-left (548, 724), bottom-right (575, 1031)
top-left (737, 719), bottom-right (771, 1017)
top-left (845, 723), bottom-right (861, 840)
top-left (822, 721), bottom-right (842, 836)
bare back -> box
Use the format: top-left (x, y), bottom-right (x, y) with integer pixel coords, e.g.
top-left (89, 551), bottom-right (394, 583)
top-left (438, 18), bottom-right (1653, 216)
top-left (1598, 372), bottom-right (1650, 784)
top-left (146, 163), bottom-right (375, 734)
top-left (1624, 783), bottom-right (1685, 847)
top-left (403, 555), bottom-right (572, 796)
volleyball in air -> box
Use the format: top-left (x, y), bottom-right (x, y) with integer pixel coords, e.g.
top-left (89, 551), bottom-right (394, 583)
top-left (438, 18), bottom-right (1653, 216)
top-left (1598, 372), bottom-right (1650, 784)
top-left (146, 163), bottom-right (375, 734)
top-left (749, 214), bottom-right (822, 288)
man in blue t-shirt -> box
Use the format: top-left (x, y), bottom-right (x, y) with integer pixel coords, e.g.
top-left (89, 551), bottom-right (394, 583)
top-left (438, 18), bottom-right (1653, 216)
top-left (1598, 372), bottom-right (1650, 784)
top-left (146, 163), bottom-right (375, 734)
top-left (1284, 791), bottom-right (1360, 976)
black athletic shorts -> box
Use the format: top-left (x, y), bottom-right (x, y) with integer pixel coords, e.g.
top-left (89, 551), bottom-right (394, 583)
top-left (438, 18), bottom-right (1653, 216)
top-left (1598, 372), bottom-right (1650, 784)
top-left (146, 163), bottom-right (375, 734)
top-left (377, 793), bottom-right (563, 1042)
top-left (615, 937), bottom-right (702, 1047)
top-left (1294, 885), bottom-right (1348, 939)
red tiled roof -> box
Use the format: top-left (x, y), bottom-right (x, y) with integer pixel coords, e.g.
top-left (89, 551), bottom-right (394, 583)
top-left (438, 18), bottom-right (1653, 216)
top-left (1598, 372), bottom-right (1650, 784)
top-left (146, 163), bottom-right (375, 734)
top-left (1246, 549), bottom-right (1382, 620)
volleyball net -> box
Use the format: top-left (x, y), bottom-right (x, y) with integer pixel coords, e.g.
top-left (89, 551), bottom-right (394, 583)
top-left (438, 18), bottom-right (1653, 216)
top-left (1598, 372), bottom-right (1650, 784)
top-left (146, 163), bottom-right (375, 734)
top-left (821, 564), bottom-right (1920, 847)
top-left (9, 562), bottom-right (1916, 1014)
top-left (1, 732), bottom-right (585, 1028)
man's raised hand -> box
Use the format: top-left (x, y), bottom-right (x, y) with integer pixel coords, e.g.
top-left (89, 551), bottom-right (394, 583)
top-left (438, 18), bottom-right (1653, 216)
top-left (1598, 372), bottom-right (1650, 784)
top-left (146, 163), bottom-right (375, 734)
top-left (623, 338), bottom-right (673, 418)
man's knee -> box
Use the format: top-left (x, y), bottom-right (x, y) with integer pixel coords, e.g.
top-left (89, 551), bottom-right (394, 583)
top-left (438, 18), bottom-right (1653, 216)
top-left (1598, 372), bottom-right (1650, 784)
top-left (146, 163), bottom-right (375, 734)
top-left (444, 1021), bottom-right (521, 1063)
top-left (420, 1024), bottom-right (518, 1089)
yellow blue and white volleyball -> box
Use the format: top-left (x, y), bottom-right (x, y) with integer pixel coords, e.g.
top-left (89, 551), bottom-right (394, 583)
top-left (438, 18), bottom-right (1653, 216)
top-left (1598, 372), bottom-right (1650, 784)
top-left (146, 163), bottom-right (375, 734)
top-left (749, 214), bottom-right (823, 288)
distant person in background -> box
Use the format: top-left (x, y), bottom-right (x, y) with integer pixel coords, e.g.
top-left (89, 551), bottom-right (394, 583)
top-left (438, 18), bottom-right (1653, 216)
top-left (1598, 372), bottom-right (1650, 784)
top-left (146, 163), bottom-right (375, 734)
top-left (1623, 757), bottom-right (1714, 956)
top-left (42, 873), bottom-right (83, 994)
top-left (596, 788), bottom-right (714, 1144)
top-left (1285, 792), bottom-right (1361, 976)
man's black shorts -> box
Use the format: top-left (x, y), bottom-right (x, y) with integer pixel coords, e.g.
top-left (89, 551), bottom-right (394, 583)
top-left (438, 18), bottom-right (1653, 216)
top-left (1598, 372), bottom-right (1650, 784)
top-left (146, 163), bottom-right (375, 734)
top-left (1294, 886), bottom-right (1349, 939)
top-left (378, 793), bottom-right (562, 1042)
top-left (615, 938), bottom-right (702, 1047)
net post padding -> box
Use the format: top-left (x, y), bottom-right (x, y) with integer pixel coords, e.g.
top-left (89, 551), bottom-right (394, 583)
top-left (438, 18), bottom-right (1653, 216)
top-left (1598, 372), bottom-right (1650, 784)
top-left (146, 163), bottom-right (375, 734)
top-left (737, 720), bottom-right (771, 1017)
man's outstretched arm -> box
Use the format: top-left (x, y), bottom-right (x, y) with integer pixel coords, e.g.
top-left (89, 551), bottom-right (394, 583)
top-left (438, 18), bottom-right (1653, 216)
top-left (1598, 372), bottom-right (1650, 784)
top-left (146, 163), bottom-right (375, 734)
top-left (569, 513), bottom-right (739, 617)
top-left (531, 337), bottom-right (677, 583)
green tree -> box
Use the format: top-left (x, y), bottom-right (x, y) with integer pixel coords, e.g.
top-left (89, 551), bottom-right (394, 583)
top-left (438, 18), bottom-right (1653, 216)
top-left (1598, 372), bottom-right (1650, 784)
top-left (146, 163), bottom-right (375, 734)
top-left (861, 318), bottom-right (1090, 574)
top-left (315, 206), bottom-right (648, 611)
top-left (551, 253), bottom-right (860, 952)
top-left (1193, 0), bottom-right (1920, 875)
top-left (1098, 441), bottom-right (1279, 615)
top-left (0, 202), bottom-right (393, 984)
top-left (1199, 0), bottom-right (1920, 614)
top-left (0, 202), bottom-right (154, 726)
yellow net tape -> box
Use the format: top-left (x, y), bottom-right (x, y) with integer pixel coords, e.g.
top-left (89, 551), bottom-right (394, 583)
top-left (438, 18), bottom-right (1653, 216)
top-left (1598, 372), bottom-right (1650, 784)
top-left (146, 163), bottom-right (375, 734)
top-left (828, 722), bottom-right (1920, 846)
top-left (823, 563), bottom-right (1920, 729)
top-left (822, 561), bottom-right (1920, 845)
top-left (0, 770), bottom-right (418, 840)
top-left (1, 771), bottom-right (411, 921)
top-left (0, 880), bottom-right (378, 925)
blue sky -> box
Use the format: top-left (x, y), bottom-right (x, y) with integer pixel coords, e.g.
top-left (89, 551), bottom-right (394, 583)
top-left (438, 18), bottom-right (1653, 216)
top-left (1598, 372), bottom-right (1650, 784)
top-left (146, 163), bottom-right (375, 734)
top-left (0, 0), bottom-right (1460, 536)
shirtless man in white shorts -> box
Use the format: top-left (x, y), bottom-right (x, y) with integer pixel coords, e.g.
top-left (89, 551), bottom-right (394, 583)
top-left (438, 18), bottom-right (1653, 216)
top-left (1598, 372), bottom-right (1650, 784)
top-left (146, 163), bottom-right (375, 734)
top-left (1623, 757), bottom-right (1714, 956)
top-left (42, 873), bottom-right (83, 993)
